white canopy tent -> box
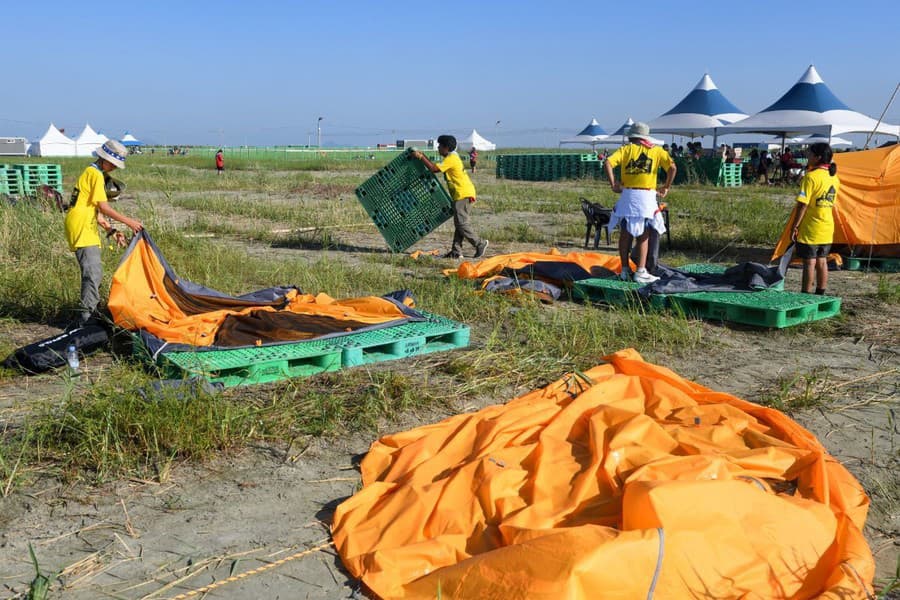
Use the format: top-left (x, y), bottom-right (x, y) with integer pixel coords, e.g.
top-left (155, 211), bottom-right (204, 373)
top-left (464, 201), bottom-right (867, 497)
top-left (457, 129), bottom-right (496, 151)
top-left (559, 118), bottom-right (609, 149)
top-left (720, 65), bottom-right (900, 148)
top-left (648, 73), bottom-right (748, 140)
top-left (28, 123), bottom-right (77, 157)
top-left (120, 132), bottom-right (143, 147)
top-left (75, 123), bottom-right (108, 157)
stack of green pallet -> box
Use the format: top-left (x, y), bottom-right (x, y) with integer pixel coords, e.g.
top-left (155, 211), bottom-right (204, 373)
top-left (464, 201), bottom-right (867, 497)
top-left (355, 148), bottom-right (454, 252)
top-left (15, 164), bottom-right (63, 194)
top-left (0, 165), bottom-right (24, 196)
top-left (495, 154), bottom-right (605, 181)
top-left (716, 162), bottom-right (742, 187)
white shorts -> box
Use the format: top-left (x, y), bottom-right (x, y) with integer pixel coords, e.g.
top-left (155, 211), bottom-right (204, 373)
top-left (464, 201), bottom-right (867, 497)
top-left (608, 188), bottom-right (667, 238)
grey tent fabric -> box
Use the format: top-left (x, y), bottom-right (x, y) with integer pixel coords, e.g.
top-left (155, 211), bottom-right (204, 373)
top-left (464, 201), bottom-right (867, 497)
top-left (638, 251), bottom-right (792, 298)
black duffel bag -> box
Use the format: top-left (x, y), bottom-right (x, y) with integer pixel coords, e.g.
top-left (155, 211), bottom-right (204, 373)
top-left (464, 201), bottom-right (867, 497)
top-left (3, 325), bottom-right (109, 374)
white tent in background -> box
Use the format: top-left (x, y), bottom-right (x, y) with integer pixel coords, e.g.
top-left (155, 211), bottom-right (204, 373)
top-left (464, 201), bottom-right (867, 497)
top-left (649, 73), bottom-right (747, 139)
top-left (721, 65), bottom-right (900, 146)
top-left (771, 134), bottom-right (853, 148)
top-left (559, 118), bottom-right (609, 149)
top-left (120, 132), bottom-right (143, 147)
top-left (28, 123), bottom-right (77, 157)
top-left (75, 123), bottom-right (108, 157)
top-left (457, 129), bottom-right (496, 151)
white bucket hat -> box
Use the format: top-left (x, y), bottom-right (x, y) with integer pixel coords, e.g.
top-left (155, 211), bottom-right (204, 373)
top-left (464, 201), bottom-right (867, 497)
top-left (95, 139), bottom-right (128, 169)
top-left (627, 122), bottom-right (653, 142)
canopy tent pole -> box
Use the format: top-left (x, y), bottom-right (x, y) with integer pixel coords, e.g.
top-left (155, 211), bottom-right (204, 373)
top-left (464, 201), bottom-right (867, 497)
top-left (863, 82), bottom-right (899, 149)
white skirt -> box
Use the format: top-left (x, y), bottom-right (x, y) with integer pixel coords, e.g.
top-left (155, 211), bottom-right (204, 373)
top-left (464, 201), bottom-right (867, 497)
top-left (608, 188), bottom-right (667, 238)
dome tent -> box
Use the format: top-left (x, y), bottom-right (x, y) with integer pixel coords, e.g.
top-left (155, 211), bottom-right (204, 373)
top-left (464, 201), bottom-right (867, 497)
top-left (457, 129), bottom-right (496, 152)
top-left (28, 123), bottom-right (76, 157)
top-left (649, 73), bottom-right (748, 139)
top-left (75, 123), bottom-right (108, 157)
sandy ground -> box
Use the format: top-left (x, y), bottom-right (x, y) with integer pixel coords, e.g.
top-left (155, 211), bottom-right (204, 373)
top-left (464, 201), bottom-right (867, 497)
top-left (0, 183), bottom-right (898, 598)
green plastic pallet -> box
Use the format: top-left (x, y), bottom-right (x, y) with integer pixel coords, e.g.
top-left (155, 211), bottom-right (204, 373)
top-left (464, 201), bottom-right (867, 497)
top-left (841, 256), bottom-right (900, 273)
top-left (679, 263), bottom-right (785, 290)
top-left (355, 149), bottom-right (454, 252)
top-left (665, 290), bottom-right (840, 328)
top-left (337, 313), bottom-right (469, 367)
top-left (572, 278), bottom-right (648, 307)
top-left (156, 338), bottom-right (344, 387)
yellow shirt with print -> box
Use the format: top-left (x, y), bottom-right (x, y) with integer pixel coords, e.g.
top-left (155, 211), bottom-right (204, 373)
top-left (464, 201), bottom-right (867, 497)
top-left (437, 152), bottom-right (476, 201)
top-left (796, 168), bottom-right (839, 245)
top-left (64, 164), bottom-right (107, 251)
top-left (605, 143), bottom-right (673, 189)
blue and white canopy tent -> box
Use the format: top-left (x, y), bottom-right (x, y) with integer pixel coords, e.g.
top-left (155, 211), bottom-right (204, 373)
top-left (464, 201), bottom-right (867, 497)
top-left (721, 65), bottom-right (899, 150)
top-left (648, 73), bottom-right (748, 144)
top-left (119, 132), bottom-right (143, 147)
top-left (594, 117), bottom-right (664, 147)
top-left (559, 118), bottom-right (609, 149)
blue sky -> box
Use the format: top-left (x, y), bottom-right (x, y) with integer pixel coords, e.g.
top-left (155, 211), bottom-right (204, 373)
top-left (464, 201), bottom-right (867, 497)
top-left (3, 1), bottom-right (898, 147)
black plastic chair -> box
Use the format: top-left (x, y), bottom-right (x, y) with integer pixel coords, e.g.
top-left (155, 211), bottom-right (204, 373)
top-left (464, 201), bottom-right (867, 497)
top-left (580, 198), bottom-right (612, 248)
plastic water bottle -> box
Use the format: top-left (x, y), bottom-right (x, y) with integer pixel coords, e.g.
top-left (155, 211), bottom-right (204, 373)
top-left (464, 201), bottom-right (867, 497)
top-left (66, 344), bottom-right (80, 374)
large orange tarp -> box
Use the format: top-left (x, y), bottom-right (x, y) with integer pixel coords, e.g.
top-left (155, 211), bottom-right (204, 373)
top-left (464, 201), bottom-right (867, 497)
top-left (773, 144), bottom-right (900, 260)
top-left (443, 248), bottom-right (625, 280)
top-left (332, 349), bottom-right (874, 599)
top-left (108, 233), bottom-right (416, 347)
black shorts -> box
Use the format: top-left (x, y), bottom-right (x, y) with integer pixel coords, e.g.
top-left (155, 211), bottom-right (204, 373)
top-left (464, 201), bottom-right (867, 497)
top-left (795, 242), bottom-right (831, 259)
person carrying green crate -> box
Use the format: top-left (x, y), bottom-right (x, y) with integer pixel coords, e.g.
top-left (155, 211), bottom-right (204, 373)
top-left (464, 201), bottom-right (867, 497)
top-left (411, 135), bottom-right (488, 260)
top-left (64, 140), bottom-right (143, 327)
top-left (604, 122), bottom-right (676, 284)
top-left (788, 142), bottom-right (839, 295)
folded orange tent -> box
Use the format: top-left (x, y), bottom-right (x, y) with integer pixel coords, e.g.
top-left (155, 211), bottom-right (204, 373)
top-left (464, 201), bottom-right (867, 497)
top-left (773, 144), bottom-right (900, 261)
top-left (108, 232), bottom-right (423, 352)
top-left (332, 349), bottom-right (874, 599)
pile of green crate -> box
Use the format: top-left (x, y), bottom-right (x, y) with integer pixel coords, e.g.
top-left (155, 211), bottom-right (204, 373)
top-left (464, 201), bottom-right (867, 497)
top-left (716, 162), bottom-right (742, 187)
top-left (355, 148), bottom-right (454, 252)
top-left (572, 263), bottom-right (839, 328)
top-left (0, 164), bottom-right (23, 195)
top-left (134, 312), bottom-right (471, 387)
top-left (495, 154), bottom-right (605, 181)
top-left (0, 163), bottom-right (63, 196)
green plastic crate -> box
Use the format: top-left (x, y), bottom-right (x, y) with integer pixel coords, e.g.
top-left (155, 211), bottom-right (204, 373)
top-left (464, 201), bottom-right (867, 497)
top-left (665, 290), bottom-right (840, 328)
top-left (572, 278), bottom-right (648, 307)
top-left (336, 313), bottom-right (470, 367)
top-left (841, 256), bottom-right (900, 273)
top-left (355, 149), bottom-right (454, 252)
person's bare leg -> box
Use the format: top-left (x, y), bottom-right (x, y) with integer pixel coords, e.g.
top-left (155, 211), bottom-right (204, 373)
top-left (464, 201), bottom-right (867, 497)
top-left (634, 232), bottom-right (650, 271)
top-left (816, 256), bottom-right (828, 293)
top-left (619, 230), bottom-right (633, 274)
top-left (801, 259), bottom-right (816, 293)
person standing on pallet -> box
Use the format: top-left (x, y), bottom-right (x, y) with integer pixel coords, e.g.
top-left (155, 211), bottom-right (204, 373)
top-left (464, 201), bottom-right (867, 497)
top-left (411, 135), bottom-right (488, 260)
top-left (604, 122), bottom-right (676, 284)
top-left (788, 142), bottom-right (839, 295)
top-left (65, 139), bottom-right (143, 327)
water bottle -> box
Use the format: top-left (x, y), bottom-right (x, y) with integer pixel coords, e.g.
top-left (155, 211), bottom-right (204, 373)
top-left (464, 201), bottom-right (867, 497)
top-left (66, 344), bottom-right (80, 374)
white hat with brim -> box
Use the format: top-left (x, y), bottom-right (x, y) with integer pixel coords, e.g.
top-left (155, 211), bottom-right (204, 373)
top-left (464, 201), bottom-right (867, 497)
top-left (627, 122), bottom-right (653, 142)
top-left (95, 140), bottom-right (128, 169)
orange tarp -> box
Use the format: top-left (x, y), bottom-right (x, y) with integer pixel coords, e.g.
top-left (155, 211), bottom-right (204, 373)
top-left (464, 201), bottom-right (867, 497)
top-left (332, 349), bottom-right (874, 599)
top-left (108, 233), bottom-right (415, 347)
top-left (443, 249), bottom-right (626, 279)
top-left (773, 144), bottom-right (900, 260)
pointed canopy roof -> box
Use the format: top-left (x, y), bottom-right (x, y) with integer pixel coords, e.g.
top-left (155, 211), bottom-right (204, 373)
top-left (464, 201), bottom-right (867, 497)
top-left (28, 123), bottom-right (77, 156)
top-left (559, 118), bottom-right (609, 147)
top-left (594, 118), bottom-right (664, 146)
top-left (75, 123), bottom-right (108, 156)
top-left (722, 65), bottom-right (900, 138)
top-left (457, 129), bottom-right (496, 151)
top-left (120, 131), bottom-right (143, 146)
top-left (649, 74), bottom-right (748, 137)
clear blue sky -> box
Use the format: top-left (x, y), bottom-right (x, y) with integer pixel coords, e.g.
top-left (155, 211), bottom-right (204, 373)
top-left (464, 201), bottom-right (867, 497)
top-left (3, 1), bottom-right (898, 147)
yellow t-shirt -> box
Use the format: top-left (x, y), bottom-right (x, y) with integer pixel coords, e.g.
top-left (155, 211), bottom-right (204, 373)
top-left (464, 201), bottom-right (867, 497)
top-left (437, 152), bottom-right (476, 201)
top-left (605, 143), bottom-right (673, 189)
top-left (64, 164), bottom-right (107, 251)
top-left (796, 167), bottom-right (839, 245)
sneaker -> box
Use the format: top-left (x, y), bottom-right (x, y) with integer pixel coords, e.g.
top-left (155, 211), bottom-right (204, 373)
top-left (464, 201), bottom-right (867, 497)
top-left (473, 240), bottom-right (489, 259)
top-left (442, 250), bottom-right (462, 259)
top-left (633, 268), bottom-right (660, 284)
top-left (619, 268), bottom-right (631, 281)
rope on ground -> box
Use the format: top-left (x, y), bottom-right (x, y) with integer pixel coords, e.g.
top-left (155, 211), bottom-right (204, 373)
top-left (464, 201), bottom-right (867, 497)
top-left (166, 539), bottom-right (334, 600)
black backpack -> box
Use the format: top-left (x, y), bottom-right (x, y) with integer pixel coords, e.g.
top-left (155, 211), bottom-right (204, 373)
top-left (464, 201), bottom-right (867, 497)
top-left (3, 325), bottom-right (109, 374)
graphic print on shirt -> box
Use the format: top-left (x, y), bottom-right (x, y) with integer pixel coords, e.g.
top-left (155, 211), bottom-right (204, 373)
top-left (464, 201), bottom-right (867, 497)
top-left (624, 153), bottom-right (652, 175)
top-left (815, 186), bottom-right (836, 207)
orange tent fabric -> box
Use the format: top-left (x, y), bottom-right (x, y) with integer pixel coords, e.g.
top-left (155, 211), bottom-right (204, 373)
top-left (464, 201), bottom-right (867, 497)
top-left (332, 349), bottom-right (874, 599)
top-left (773, 145), bottom-right (900, 260)
top-left (444, 249), bottom-right (626, 280)
top-left (108, 232), bottom-right (418, 347)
